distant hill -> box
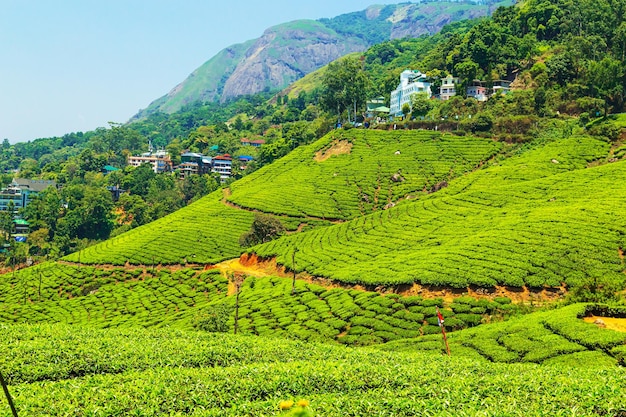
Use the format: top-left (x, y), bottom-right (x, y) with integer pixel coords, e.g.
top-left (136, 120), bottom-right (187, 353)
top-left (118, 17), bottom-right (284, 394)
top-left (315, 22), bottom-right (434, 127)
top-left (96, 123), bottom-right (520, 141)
top-left (133, 0), bottom-right (512, 119)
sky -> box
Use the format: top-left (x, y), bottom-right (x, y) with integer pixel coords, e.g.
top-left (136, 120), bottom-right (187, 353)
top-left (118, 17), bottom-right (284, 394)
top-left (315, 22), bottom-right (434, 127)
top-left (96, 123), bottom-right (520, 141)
top-left (0, 0), bottom-right (405, 144)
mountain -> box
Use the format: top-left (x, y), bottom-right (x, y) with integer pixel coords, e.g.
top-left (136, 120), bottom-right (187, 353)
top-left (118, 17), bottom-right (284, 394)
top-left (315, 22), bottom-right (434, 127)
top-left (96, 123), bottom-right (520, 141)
top-left (133, 0), bottom-right (513, 119)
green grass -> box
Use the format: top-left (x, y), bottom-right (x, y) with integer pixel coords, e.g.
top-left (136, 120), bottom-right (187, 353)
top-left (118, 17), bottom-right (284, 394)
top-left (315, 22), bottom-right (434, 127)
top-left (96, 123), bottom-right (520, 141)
top-left (252, 135), bottom-right (625, 289)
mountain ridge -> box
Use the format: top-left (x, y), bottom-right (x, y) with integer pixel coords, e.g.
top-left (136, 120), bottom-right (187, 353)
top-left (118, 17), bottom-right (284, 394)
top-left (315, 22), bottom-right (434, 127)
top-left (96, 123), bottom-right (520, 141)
top-left (132, 0), bottom-right (512, 120)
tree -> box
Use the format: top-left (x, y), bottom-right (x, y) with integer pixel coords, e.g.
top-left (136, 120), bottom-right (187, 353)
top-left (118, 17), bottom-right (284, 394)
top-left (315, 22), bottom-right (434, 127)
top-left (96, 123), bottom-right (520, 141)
top-left (587, 57), bottom-right (625, 113)
top-left (0, 206), bottom-right (13, 247)
top-left (410, 92), bottom-right (435, 118)
top-left (239, 213), bottom-right (285, 247)
top-left (401, 103), bottom-right (411, 119)
top-left (320, 56), bottom-right (371, 123)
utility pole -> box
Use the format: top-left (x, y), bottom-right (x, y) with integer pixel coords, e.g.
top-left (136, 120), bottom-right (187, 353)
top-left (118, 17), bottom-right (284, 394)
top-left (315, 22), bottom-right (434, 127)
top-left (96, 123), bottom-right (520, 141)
top-left (437, 307), bottom-right (451, 357)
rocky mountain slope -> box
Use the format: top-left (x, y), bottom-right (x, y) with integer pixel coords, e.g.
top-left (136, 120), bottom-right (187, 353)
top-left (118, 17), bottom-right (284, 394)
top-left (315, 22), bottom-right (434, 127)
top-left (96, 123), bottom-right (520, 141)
top-left (133, 0), bottom-right (512, 119)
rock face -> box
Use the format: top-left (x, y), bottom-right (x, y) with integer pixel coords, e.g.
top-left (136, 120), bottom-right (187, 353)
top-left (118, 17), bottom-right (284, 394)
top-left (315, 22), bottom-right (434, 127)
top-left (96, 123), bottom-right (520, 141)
top-left (220, 21), bottom-right (368, 101)
top-left (134, 1), bottom-right (512, 119)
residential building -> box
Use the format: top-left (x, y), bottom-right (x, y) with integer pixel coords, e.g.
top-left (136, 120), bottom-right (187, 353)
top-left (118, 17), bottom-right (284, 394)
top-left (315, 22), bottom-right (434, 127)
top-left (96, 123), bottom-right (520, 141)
top-left (240, 138), bottom-right (266, 148)
top-left (366, 96), bottom-right (390, 118)
top-left (0, 179), bottom-right (56, 212)
top-left (212, 154), bottom-right (233, 181)
top-left (390, 70), bottom-right (432, 117)
top-left (128, 149), bottom-right (173, 173)
top-left (440, 75), bottom-right (460, 101)
top-left (466, 80), bottom-right (488, 101)
top-left (179, 152), bottom-right (212, 179)
top-left (492, 80), bottom-right (512, 95)
top-left (238, 155), bottom-right (254, 171)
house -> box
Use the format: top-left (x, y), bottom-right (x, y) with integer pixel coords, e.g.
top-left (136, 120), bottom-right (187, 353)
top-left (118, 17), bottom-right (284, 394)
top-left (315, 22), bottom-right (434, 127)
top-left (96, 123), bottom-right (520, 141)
top-left (103, 165), bottom-right (120, 175)
top-left (466, 80), bottom-right (488, 101)
top-left (390, 70), bottom-right (432, 117)
top-left (128, 149), bottom-right (173, 173)
top-left (13, 219), bottom-right (29, 234)
top-left (366, 97), bottom-right (390, 118)
top-left (238, 155), bottom-right (254, 170)
top-left (106, 185), bottom-right (125, 201)
top-left (179, 152), bottom-right (212, 179)
top-left (440, 75), bottom-right (460, 101)
top-left (241, 138), bottom-right (266, 148)
top-left (0, 179), bottom-right (56, 212)
top-left (492, 80), bottom-right (512, 95)
top-left (212, 154), bottom-right (233, 181)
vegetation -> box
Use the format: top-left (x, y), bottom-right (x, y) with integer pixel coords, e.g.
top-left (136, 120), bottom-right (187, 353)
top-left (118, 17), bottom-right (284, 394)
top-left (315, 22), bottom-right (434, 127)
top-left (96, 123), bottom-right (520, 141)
top-left (62, 191), bottom-right (253, 266)
top-left (0, 317), bottom-right (624, 416)
top-left (229, 129), bottom-right (501, 220)
top-left (253, 133), bottom-right (626, 291)
top-left (0, 262), bottom-right (519, 343)
top-left (378, 304), bottom-right (626, 367)
top-left (2, 1), bottom-right (626, 414)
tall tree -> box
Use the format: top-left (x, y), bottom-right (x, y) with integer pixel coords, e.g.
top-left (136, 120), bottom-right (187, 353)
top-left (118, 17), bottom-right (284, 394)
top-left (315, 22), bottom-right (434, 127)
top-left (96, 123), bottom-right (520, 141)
top-left (320, 56), bottom-right (371, 123)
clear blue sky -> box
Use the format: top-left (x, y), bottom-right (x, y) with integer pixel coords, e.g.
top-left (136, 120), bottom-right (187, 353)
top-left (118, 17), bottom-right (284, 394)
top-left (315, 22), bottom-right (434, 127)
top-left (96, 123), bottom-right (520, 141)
top-left (0, 0), bottom-right (405, 143)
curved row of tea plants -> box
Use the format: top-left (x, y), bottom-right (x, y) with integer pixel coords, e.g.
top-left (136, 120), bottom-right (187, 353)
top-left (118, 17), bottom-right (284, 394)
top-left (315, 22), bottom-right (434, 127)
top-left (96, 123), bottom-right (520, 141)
top-left (253, 136), bottom-right (626, 289)
top-left (378, 303), bottom-right (626, 367)
top-left (0, 262), bottom-right (227, 327)
top-left (0, 264), bottom-right (518, 345)
top-left (63, 191), bottom-right (254, 265)
top-left (228, 129), bottom-right (502, 220)
top-left (1, 322), bottom-right (625, 416)
top-left (231, 276), bottom-right (519, 345)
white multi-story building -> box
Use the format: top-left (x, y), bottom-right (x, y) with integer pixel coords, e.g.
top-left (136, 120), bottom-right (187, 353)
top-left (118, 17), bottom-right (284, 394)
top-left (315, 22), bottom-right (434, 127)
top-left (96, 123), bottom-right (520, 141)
top-left (128, 149), bottom-right (173, 173)
top-left (211, 154), bottom-right (233, 182)
top-left (440, 75), bottom-right (460, 101)
top-left (389, 70), bottom-right (432, 117)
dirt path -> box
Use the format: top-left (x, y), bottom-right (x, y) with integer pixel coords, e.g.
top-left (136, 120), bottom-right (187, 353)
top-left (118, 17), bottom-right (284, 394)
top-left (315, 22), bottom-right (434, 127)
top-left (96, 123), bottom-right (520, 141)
top-left (48, 254), bottom-right (567, 305)
top-left (584, 316), bottom-right (626, 333)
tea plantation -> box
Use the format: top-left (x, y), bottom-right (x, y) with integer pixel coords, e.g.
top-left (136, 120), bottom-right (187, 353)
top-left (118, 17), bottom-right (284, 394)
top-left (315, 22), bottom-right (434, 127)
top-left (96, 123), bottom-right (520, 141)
top-left (228, 129), bottom-right (502, 220)
top-left (0, 318), bottom-right (624, 416)
top-left (253, 135), bottom-right (626, 289)
top-left (0, 264), bottom-right (519, 345)
top-left (1, 128), bottom-right (626, 416)
top-left (378, 303), bottom-right (626, 367)
top-left (63, 191), bottom-right (255, 266)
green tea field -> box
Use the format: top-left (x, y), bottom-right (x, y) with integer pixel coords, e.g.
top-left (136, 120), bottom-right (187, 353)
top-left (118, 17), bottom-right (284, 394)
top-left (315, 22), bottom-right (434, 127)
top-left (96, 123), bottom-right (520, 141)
top-left (0, 318), bottom-right (624, 416)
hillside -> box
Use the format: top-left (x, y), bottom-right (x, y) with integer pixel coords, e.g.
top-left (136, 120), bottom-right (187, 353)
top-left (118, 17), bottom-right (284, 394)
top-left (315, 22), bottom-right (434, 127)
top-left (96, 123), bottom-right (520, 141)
top-left (62, 129), bottom-right (499, 265)
top-left (252, 133), bottom-right (626, 291)
top-left (0, 314), bottom-right (624, 415)
top-left (134, 0), bottom-right (512, 118)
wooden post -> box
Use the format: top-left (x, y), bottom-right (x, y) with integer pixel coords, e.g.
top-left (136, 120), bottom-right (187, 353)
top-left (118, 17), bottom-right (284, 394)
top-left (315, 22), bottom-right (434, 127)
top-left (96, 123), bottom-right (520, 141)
top-left (233, 273), bottom-right (244, 335)
top-left (38, 268), bottom-right (42, 301)
top-left (0, 370), bottom-right (18, 417)
top-left (437, 307), bottom-right (451, 357)
top-left (291, 248), bottom-right (298, 295)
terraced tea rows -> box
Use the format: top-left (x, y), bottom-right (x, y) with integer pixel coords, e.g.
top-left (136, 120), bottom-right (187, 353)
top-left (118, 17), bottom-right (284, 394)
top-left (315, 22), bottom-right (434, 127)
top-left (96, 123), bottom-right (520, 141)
top-left (64, 191), bottom-right (254, 265)
top-left (228, 130), bottom-right (502, 220)
top-left (253, 136), bottom-right (625, 289)
top-left (378, 303), bottom-right (626, 367)
top-left (233, 276), bottom-right (519, 345)
top-left (0, 263), bottom-right (520, 344)
top-left (0, 262), bottom-right (227, 328)
top-left (1, 320), bottom-right (625, 416)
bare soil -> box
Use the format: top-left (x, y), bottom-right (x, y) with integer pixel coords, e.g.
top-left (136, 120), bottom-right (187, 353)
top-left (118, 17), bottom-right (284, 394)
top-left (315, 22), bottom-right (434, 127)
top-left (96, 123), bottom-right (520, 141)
top-left (314, 140), bottom-right (353, 162)
top-left (584, 316), bottom-right (626, 333)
